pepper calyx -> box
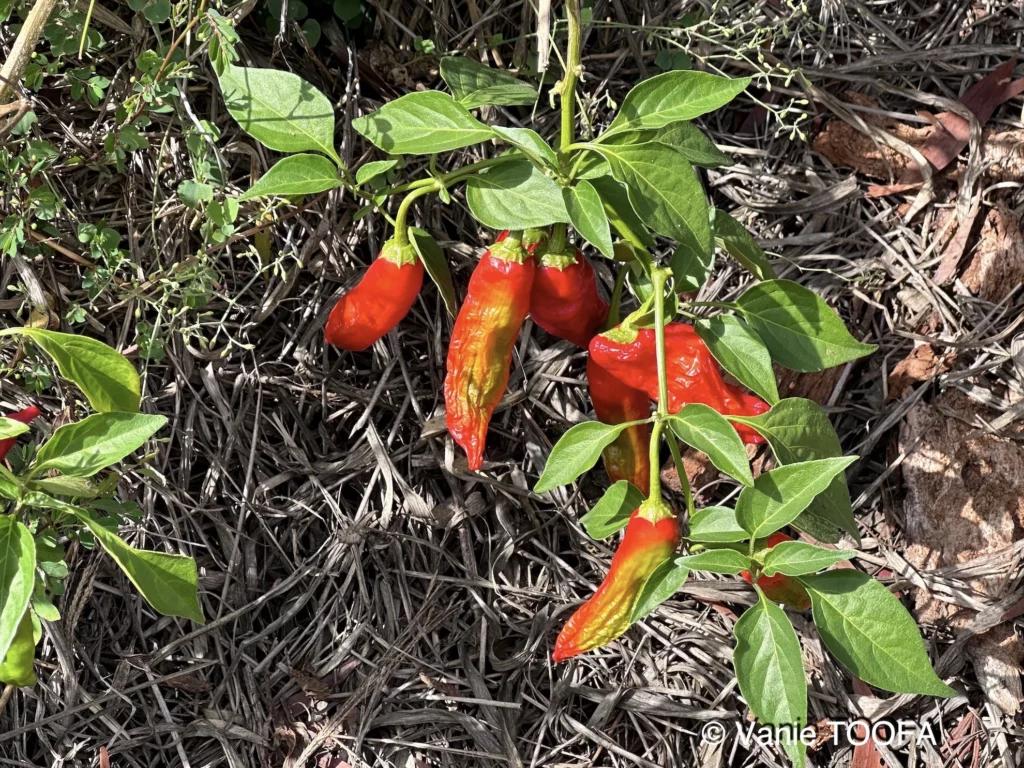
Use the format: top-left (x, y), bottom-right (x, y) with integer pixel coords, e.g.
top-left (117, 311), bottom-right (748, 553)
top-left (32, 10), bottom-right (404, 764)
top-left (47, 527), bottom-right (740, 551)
top-left (636, 495), bottom-right (675, 524)
top-left (380, 239), bottom-right (419, 267)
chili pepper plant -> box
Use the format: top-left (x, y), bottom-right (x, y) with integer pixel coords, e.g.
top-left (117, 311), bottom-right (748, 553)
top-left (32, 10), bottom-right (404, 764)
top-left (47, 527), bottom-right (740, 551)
top-left (0, 329), bottom-right (203, 690)
top-left (212, 2), bottom-right (954, 764)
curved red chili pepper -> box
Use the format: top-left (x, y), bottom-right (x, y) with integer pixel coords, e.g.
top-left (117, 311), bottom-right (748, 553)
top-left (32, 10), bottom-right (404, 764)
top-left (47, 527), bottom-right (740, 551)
top-left (589, 322), bottom-right (768, 443)
top-left (586, 356), bottom-right (651, 494)
top-left (554, 504), bottom-right (679, 662)
top-left (444, 234), bottom-right (535, 470)
top-left (740, 532), bottom-right (812, 610)
top-left (530, 248), bottom-right (608, 348)
top-left (0, 405), bottom-right (40, 461)
top-left (325, 240), bottom-right (424, 352)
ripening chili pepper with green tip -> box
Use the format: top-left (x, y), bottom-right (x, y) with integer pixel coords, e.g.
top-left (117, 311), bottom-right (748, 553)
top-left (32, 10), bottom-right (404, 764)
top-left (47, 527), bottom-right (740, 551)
top-left (530, 244), bottom-right (608, 348)
top-left (553, 499), bottom-right (679, 662)
top-left (325, 239), bottom-right (424, 352)
top-left (586, 356), bottom-right (651, 494)
top-left (445, 231), bottom-right (535, 471)
top-left (589, 322), bottom-right (768, 443)
top-left (740, 532), bottom-right (812, 610)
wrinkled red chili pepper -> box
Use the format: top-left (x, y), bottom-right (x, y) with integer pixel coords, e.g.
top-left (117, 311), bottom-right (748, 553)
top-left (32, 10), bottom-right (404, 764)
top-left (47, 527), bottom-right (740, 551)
top-left (740, 532), bottom-right (812, 610)
top-left (325, 239), bottom-right (424, 352)
top-left (0, 405), bottom-right (40, 461)
top-left (554, 500), bottom-right (679, 662)
top-left (587, 356), bottom-right (651, 494)
top-left (589, 322), bottom-right (768, 443)
top-left (445, 232), bottom-right (535, 470)
top-left (530, 246), bottom-right (608, 348)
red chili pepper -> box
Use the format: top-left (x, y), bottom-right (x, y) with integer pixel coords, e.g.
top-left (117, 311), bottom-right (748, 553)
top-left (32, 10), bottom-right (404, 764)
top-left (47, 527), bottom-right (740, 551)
top-left (0, 405), bottom-right (40, 461)
top-left (530, 247), bottom-right (608, 348)
top-left (445, 233), bottom-right (535, 470)
top-left (586, 356), bottom-right (651, 493)
top-left (554, 501), bottom-right (679, 662)
top-left (589, 322), bottom-right (769, 443)
top-left (740, 532), bottom-right (812, 610)
top-left (325, 239), bottom-right (424, 352)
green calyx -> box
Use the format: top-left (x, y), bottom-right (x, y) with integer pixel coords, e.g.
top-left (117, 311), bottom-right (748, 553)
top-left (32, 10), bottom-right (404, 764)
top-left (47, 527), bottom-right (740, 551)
top-left (523, 228), bottom-right (549, 249)
top-left (490, 233), bottom-right (531, 264)
top-left (536, 241), bottom-right (578, 270)
top-left (637, 495), bottom-right (674, 524)
top-left (380, 239), bottom-right (419, 267)
top-left (601, 321), bottom-right (640, 345)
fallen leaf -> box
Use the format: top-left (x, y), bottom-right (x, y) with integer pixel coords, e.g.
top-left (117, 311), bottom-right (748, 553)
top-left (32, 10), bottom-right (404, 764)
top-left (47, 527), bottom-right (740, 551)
top-left (887, 344), bottom-right (953, 400)
top-left (933, 198), bottom-right (982, 285)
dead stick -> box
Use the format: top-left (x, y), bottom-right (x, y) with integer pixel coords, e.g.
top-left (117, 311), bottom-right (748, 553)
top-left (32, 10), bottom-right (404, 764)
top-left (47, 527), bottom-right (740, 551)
top-left (0, 0), bottom-right (61, 104)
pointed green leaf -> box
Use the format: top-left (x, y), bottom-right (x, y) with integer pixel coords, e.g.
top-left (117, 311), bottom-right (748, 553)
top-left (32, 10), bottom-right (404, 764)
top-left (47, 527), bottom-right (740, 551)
top-left (69, 508), bottom-right (204, 624)
top-left (580, 480), bottom-right (645, 539)
top-left (605, 71), bottom-right (751, 137)
top-left (736, 457), bottom-right (857, 540)
top-left (695, 316), bottom-right (780, 405)
top-left (535, 421), bottom-right (640, 493)
top-left (439, 57), bottom-right (538, 110)
top-left (677, 548), bottom-right (751, 575)
top-left (737, 280), bottom-right (878, 372)
top-left (0, 418), bottom-right (29, 440)
top-left (734, 593), bottom-right (807, 729)
top-left (588, 175), bottom-right (657, 249)
top-left (490, 126), bottom-right (557, 166)
top-left (33, 413), bottom-right (167, 478)
top-left (409, 227), bottom-right (457, 317)
top-left (653, 122), bottom-right (734, 167)
top-left (353, 91), bottom-right (494, 155)
top-left (687, 506), bottom-right (748, 544)
top-left (466, 158), bottom-right (570, 229)
top-left (0, 518), bottom-right (35, 663)
top-left (801, 570), bottom-right (954, 697)
top-left (669, 403), bottom-right (754, 487)
top-left (563, 179), bottom-right (614, 257)
top-left (0, 328), bottom-right (140, 413)
top-left (355, 158), bottom-right (399, 185)
top-left (0, 608), bottom-right (37, 687)
top-left (239, 154), bottom-right (343, 200)
top-left (218, 65), bottom-right (339, 162)
top-left (632, 560), bottom-right (689, 622)
top-left (714, 210), bottom-right (776, 280)
top-left (762, 541), bottom-right (856, 576)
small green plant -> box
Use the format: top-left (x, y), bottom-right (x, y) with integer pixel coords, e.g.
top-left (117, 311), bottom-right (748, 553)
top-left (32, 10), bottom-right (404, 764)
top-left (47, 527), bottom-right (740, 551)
top-left (207, 2), bottom-right (951, 764)
top-left (0, 329), bottom-right (203, 688)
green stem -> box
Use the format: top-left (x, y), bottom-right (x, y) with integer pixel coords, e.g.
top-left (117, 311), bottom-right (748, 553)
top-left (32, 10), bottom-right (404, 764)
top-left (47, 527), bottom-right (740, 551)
top-left (560, 0), bottom-right (582, 153)
top-left (386, 156), bottom-right (509, 196)
top-left (549, 224), bottom-right (567, 254)
top-left (393, 183), bottom-right (440, 247)
top-left (668, 432), bottom-right (695, 518)
top-left (644, 267), bottom-right (673, 503)
top-left (605, 266), bottom-right (629, 329)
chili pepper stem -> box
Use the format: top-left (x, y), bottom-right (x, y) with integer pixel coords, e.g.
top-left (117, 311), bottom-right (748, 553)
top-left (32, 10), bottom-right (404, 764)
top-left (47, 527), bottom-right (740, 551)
top-left (604, 266), bottom-right (629, 330)
top-left (644, 267), bottom-right (676, 508)
top-left (393, 182), bottom-right (441, 248)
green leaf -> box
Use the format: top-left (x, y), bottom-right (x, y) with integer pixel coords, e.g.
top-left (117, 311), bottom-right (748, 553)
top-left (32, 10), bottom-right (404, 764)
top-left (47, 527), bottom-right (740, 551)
top-left (677, 548), bottom-right (751, 575)
top-left (218, 65), bottom-right (339, 162)
top-left (653, 122), bottom-right (733, 167)
top-left (737, 280), bottom-right (878, 372)
top-left (33, 413), bottom-right (167, 478)
top-left (579, 480), bottom-right (645, 539)
top-left (669, 404), bottom-right (753, 486)
top-left (355, 158), bottom-right (399, 185)
top-left (353, 91), bottom-right (494, 155)
top-left (735, 399), bottom-right (857, 542)
top-left (0, 517), bottom-right (35, 663)
top-left (0, 328), bottom-right (141, 413)
top-left (177, 180), bottom-right (214, 208)
top-left (0, 608), bottom-right (37, 686)
top-left (714, 209), bottom-right (776, 280)
top-left (687, 506), bottom-right (748, 544)
top-left (762, 541), bottom-right (856, 577)
top-left (69, 508), bottom-right (205, 624)
top-left (734, 593), bottom-right (807, 730)
top-left (490, 126), bottom-right (557, 167)
top-left (239, 154), bottom-right (343, 200)
top-left (563, 180), bottom-right (613, 257)
top-left (736, 457), bottom-right (857, 540)
top-left (597, 142), bottom-right (711, 255)
top-left (0, 467), bottom-right (20, 501)
top-left (465, 158), bottom-right (570, 230)
top-left (695, 316), bottom-right (780, 405)
top-left (439, 57), bottom-right (538, 110)
top-left (588, 176), bottom-right (657, 249)
top-left (0, 417), bottom-right (29, 440)
top-left (669, 237), bottom-right (714, 293)
top-left (801, 570), bottom-right (954, 697)
top-left (30, 476), bottom-right (98, 498)
top-left (535, 421), bottom-right (637, 493)
top-left (409, 227), bottom-right (457, 317)
top-left (631, 560), bottom-right (689, 622)
top-left (604, 71), bottom-right (751, 138)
